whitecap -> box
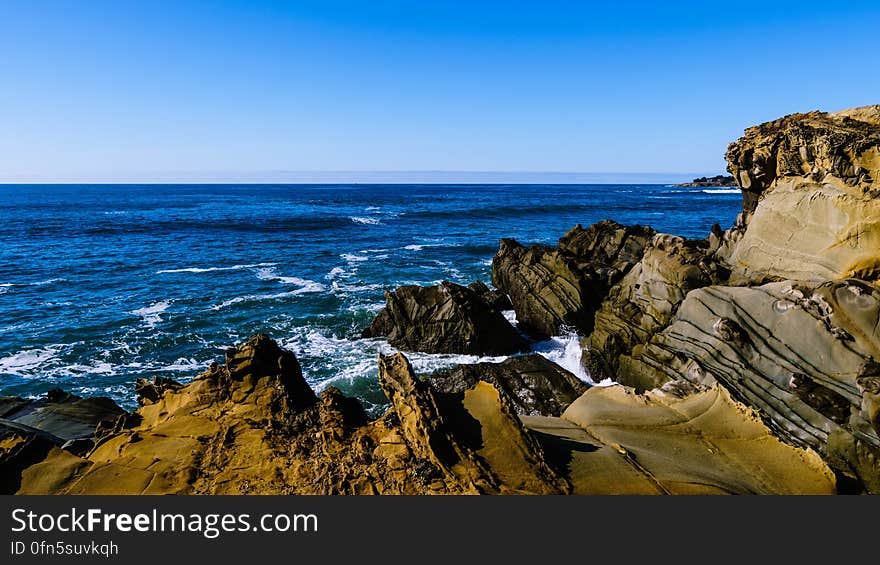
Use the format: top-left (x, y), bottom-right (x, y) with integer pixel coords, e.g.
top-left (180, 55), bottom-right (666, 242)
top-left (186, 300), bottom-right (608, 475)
top-left (404, 244), bottom-right (424, 251)
top-left (0, 345), bottom-right (66, 376)
top-left (161, 358), bottom-right (205, 372)
top-left (326, 267), bottom-right (346, 279)
top-left (350, 216), bottom-right (382, 225)
top-left (156, 262), bottom-right (276, 274)
top-left (701, 188), bottom-right (741, 194)
top-left (210, 289), bottom-right (311, 311)
top-left (0, 278), bottom-right (66, 289)
top-left (330, 281), bottom-right (385, 294)
top-left (130, 300), bottom-right (171, 327)
top-left (365, 206), bottom-right (381, 211)
top-left (256, 268), bottom-right (326, 291)
top-left (340, 253), bottom-right (369, 262)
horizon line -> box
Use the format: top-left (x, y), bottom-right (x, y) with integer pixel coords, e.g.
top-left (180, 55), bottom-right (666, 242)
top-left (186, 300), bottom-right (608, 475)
top-left (0, 169), bottom-right (728, 185)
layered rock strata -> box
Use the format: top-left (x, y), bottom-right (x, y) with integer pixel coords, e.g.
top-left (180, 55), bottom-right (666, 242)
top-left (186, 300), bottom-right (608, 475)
top-left (491, 220), bottom-right (655, 338)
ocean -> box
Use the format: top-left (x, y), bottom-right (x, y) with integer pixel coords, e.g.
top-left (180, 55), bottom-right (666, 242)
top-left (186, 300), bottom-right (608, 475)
top-left (0, 183), bottom-right (742, 413)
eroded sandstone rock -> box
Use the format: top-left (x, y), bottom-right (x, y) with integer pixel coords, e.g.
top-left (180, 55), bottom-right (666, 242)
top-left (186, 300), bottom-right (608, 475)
top-left (520, 384), bottom-right (837, 495)
top-left (11, 336), bottom-right (566, 495)
top-left (615, 280), bottom-right (880, 492)
top-left (721, 106), bottom-right (880, 282)
top-left (583, 233), bottom-right (717, 382)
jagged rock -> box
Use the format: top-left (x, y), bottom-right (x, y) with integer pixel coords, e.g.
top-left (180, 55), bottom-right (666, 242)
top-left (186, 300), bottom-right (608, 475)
top-left (720, 106), bottom-right (880, 282)
top-left (521, 384), bottom-right (836, 495)
top-left (363, 281), bottom-right (528, 355)
top-left (11, 336), bottom-right (566, 495)
top-left (135, 376), bottom-right (184, 406)
top-left (467, 280), bottom-right (513, 312)
top-left (427, 354), bottom-right (589, 416)
top-left (491, 220), bottom-right (655, 338)
top-left (583, 233), bottom-right (716, 381)
top-left (615, 280), bottom-right (880, 492)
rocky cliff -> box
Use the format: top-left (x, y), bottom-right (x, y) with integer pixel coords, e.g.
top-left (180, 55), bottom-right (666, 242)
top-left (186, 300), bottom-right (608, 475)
top-left (721, 106), bottom-right (880, 283)
top-left (578, 105), bottom-right (880, 492)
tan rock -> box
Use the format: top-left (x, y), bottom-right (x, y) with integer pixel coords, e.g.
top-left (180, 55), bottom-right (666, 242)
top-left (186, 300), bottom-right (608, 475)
top-left (721, 106), bottom-right (880, 283)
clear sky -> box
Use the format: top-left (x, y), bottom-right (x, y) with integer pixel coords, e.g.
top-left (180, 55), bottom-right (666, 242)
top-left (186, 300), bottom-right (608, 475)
top-left (1, 0), bottom-right (878, 182)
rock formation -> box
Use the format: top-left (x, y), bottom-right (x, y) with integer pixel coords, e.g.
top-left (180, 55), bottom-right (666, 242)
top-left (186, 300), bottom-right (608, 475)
top-left (524, 383), bottom-right (835, 494)
top-left (491, 220), bottom-right (655, 338)
top-left (0, 390), bottom-right (125, 493)
top-left (567, 105), bottom-right (880, 492)
top-left (721, 106), bottom-right (880, 283)
top-left (583, 233), bottom-right (719, 382)
top-left (10, 335), bottom-right (566, 494)
top-left (676, 174), bottom-right (737, 187)
top-left (9, 106), bottom-right (880, 495)
top-left (428, 354), bottom-right (588, 417)
top-left (362, 281), bottom-right (528, 355)
top-left (5, 334), bottom-right (836, 495)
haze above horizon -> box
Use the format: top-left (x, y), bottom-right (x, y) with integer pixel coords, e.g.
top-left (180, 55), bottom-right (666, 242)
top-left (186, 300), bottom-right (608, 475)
top-left (1, 1), bottom-right (878, 183)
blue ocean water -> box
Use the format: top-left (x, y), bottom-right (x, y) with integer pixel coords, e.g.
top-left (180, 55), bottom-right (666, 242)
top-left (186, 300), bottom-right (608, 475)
top-left (0, 184), bottom-right (741, 412)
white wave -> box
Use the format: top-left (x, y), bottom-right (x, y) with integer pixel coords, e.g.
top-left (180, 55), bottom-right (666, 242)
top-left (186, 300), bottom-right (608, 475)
top-left (0, 278), bottom-right (66, 289)
top-left (365, 206), bottom-right (381, 211)
top-left (345, 302), bottom-right (386, 314)
top-left (156, 262), bottom-right (276, 274)
top-left (330, 281), bottom-right (385, 294)
top-left (289, 279), bottom-right (327, 294)
top-left (161, 358), bottom-right (205, 372)
top-left (404, 244), bottom-right (425, 251)
top-left (350, 216), bottom-right (382, 225)
top-left (256, 267), bottom-right (327, 291)
top-left (701, 188), bottom-right (741, 194)
top-left (32, 278), bottom-right (66, 286)
top-left (63, 361), bottom-right (116, 375)
top-left (532, 331), bottom-right (612, 386)
top-left (340, 253), bottom-right (369, 262)
top-left (210, 289), bottom-right (312, 311)
top-left (0, 345), bottom-right (66, 376)
top-left (130, 300), bottom-right (170, 327)
top-left (326, 267), bottom-right (346, 279)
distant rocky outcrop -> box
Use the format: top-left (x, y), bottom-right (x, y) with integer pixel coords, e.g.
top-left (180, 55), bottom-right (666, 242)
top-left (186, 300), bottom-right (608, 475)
top-left (676, 174), bottom-right (737, 187)
top-left (428, 354), bottom-right (589, 417)
top-left (362, 281), bottom-right (528, 355)
top-left (491, 220), bottom-right (655, 338)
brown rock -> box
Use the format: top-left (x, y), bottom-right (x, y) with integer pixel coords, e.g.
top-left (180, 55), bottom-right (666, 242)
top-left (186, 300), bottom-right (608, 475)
top-left (428, 354), bottom-right (588, 417)
top-left (363, 281), bottom-right (528, 355)
top-left (491, 220), bottom-right (655, 338)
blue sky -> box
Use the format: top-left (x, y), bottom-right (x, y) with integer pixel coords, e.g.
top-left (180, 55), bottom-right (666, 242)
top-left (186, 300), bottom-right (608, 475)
top-left (1, 1), bottom-right (878, 182)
